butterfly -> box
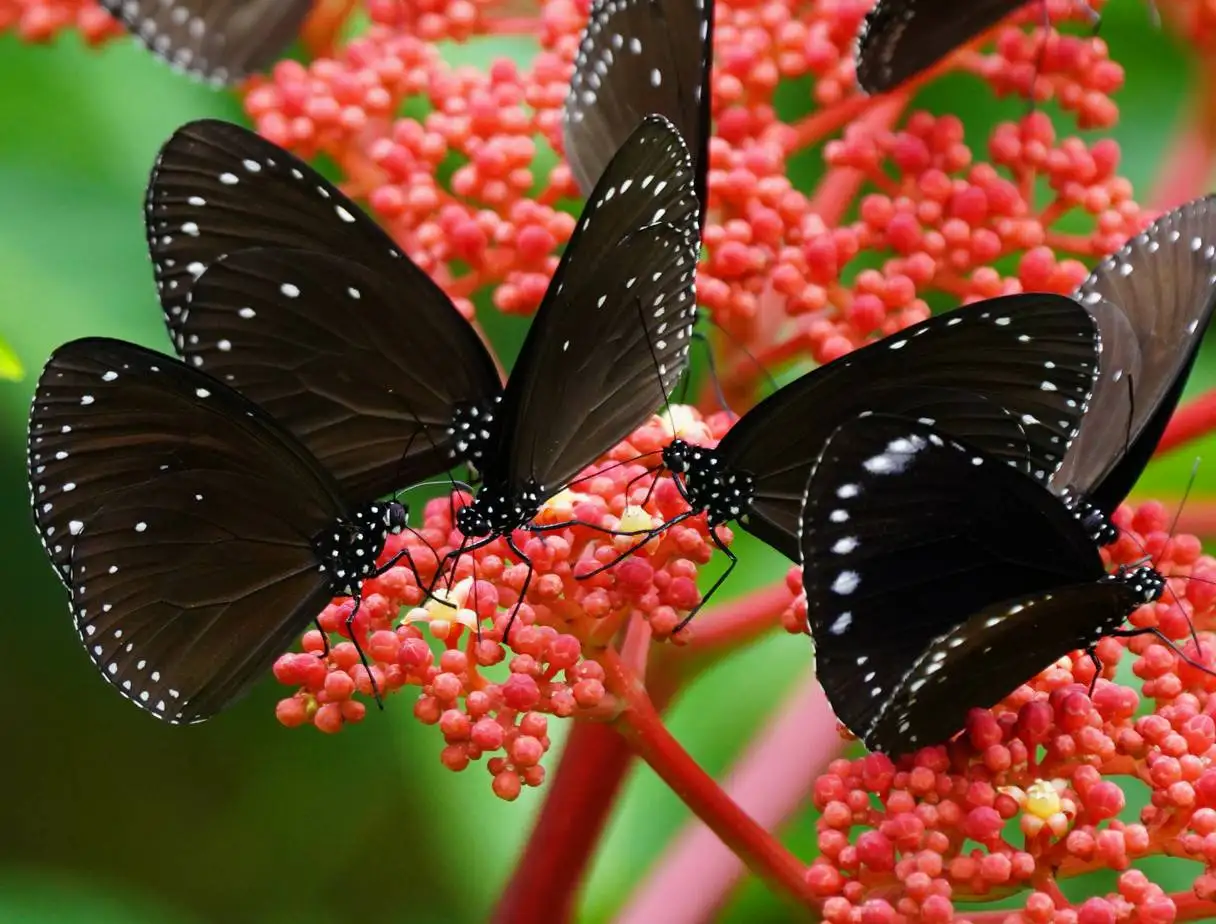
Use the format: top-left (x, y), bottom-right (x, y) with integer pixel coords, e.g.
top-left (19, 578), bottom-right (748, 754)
top-left (27, 337), bottom-right (420, 724)
top-left (800, 411), bottom-right (1164, 757)
top-left (145, 118), bottom-right (507, 499)
top-left (562, 0), bottom-right (715, 221)
top-left (1051, 194), bottom-right (1216, 539)
top-left (437, 114), bottom-right (702, 601)
top-left (593, 292), bottom-right (1102, 612)
top-left (853, 0), bottom-right (1099, 96)
top-left (98, 0), bottom-right (312, 85)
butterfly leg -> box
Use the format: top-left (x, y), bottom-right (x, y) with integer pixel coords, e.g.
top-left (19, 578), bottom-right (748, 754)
top-left (577, 509), bottom-right (697, 580)
top-left (1109, 626), bottom-right (1216, 678)
top-left (503, 534), bottom-right (534, 643)
top-left (312, 618), bottom-right (332, 659)
top-left (1085, 646), bottom-right (1102, 696)
top-left (343, 592), bottom-right (385, 710)
top-left (673, 525), bottom-right (736, 634)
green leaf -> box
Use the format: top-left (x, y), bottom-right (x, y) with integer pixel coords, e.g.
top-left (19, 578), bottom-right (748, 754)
top-left (0, 335), bottom-right (23, 380)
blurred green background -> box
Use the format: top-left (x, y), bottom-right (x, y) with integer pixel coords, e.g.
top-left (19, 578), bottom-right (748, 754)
top-left (1, 2), bottom-right (1214, 921)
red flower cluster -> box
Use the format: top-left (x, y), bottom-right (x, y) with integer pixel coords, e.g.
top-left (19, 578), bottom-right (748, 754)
top-left (272, 408), bottom-right (733, 796)
top-left (805, 502), bottom-right (1216, 923)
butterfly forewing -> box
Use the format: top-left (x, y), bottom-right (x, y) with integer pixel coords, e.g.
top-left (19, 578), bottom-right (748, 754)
top-left (800, 413), bottom-right (1106, 753)
top-left (854, 0), bottom-right (1026, 94)
top-left (563, 0), bottom-right (714, 215)
top-left (28, 338), bottom-right (342, 586)
top-left (864, 581), bottom-right (1143, 755)
top-left (1054, 194), bottom-right (1216, 515)
top-left (181, 247), bottom-right (501, 499)
top-left (484, 116), bottom-right (700, 492)
top-left (146, 120), bottom-right (411, 340)
top-left (727, 293), bottom-right (1099, 560)
top-left (100, 0), bottom-right (312, 85)
top-left (69, 471), bottom-right (335, 724)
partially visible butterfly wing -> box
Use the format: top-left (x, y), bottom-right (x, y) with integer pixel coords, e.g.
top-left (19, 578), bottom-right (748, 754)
top-left (854, 0), bottom-right (1023, 95)
top-left (146, 120), bottom-right (410, 340)
top-left (800, 413), bottom-right (1106, 751)
top-left (495, 222), bottom-right (697, 491)
top-left (862, 580), bottom-right (1144, 755)
top-left (485, 115), bottom-right (700, 491)
top-left (68, 470), bottom-right (334, 724)
top-left (181, 247), bottom-right (502, 499)
top-left (100, 0), bottom-right (312, 85)
top-left (727, 293), bottom-right (1099, 560)
top-left (28, 337), bottom-right (341, 586)
top-left (1055, 194), bottom-right (1216, 515)
top-left (563, 0), bottom-right (714, 217)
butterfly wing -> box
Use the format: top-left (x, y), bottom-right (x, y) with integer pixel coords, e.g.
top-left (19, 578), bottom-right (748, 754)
top-left (180, 247), bottom-right (501, 499)
top-left (146, 119), bottom-right (412, 340)
top-left (99, 0), bottom-right (311, 84)
top-left (563, 0), bottom-right (714, 216)
top-left (725, 292), bottom-right (1099, 560)
top-left (854, 0), bottom-right (1022, 94)
top-left (484, 115), bottom-right (701, 493)
top-left (800, 413), bottom-right (1109, 754)
top-left (863, 580), bottom-right (1145, 755)
top-left (28, 338), bottom-right (341, 585)
top-left (1053, 194), bottom-right (1216, 516)
top-left (28, 338), bottom-right (350, 722)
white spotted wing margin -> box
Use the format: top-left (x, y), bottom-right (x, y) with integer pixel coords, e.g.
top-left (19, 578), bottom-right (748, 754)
top-left (180, 246), bottom-right (502, 500)
top-left (100, 0), bottom-right (312, 86)
top-left (28, 338), bottom-right (356, 723)
top-left (146, 119), bottom-right (420, 342)
top-left (562, 0), bottom-right (714, 220)
top-left (799, 413), bottom-right (1132, 758)
top-left (1053, 194), bottom-right (1216, 518)
top-left (483, 115), bottom-right (700, 495)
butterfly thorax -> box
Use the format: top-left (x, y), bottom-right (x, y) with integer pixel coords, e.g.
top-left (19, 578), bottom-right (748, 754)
top-left (663, 439), bottom-right (756, 527)
top-left (448, 394), bottom-right (503, 472)
top-left (456, 482), bottom-right (544, 540)
top-left (314, 500), bottom-right (408, 596)
top-left (1108, 563), bottom-right (1167, 609)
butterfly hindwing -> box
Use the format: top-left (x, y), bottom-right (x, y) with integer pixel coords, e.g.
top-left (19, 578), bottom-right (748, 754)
top-left (180, 246), bottom-right (501, 499)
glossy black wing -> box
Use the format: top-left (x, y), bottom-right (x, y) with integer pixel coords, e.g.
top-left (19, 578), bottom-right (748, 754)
top-left (181, 247), bottom-right (501, 499)
top-left (862, 580), bottom-right (1144, 755)
top-left (854, 0), bottom-right (1023, 94)
top-left (99, 0), bottom-right (311, 85)
top-left (28, 338), bottom-right (341, 585)
top-left (68, 473), bottom-right (333, 724)
top-left (28, 338), bottom-right (351, 723)
top-left (1053, 194), bottom-right (1216, 516)
top-left (724, 292), bottom-right (1099, 560)
top-left (563, 0), bottom-right (714, 219)
top-left (485, 115), bottom-right (700, 493)
top-left (146, 119), bottom-right (411, 341)
top-left (800, 413), bottom-right (1108, 754)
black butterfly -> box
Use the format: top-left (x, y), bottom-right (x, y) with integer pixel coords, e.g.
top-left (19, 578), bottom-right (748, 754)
top-left (1051, 194), bottom-right (1216, 536)
top-left (853, 0), bottom-right (1098, 96)
top-left (563, 0), bottom-right (714, 221)
top-left (145, 118), bottom-right (506, 497)
top-left (98, 0), bottom-right (311, 85)
top-left (440, 116), bottom-right (702, 595)
top-left (596, 292), bottom-right (1100, 609)
top-left (27, 338), bottom-right (417, 724)
top-left (800, 412), bottom-right (1164, 757)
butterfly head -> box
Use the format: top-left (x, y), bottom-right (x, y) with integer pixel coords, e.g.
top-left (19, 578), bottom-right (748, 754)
top-left (384, 500), bottom-right (409, 535)
top-left (662, 438), bottom-right (695, 474)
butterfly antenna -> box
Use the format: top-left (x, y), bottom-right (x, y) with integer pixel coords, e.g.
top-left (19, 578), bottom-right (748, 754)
top-left (1167, 457), bottom-right (1205, 656)
top-left (701, 310), bottom-right (779, 405)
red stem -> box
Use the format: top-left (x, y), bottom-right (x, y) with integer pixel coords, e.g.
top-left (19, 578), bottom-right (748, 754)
top-left (675, 581), bottom-right (794, 660)
top-left (1149, 70), bottom-right (1216, 211)
top-left (601, 649), bottom-right (816, 907)
top-left (1155, 387), bottom-right (1216, 457)
top-left (615, 674), bottom-right (841, 924)
top-left (491, 720), bottom-right (636, 924)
